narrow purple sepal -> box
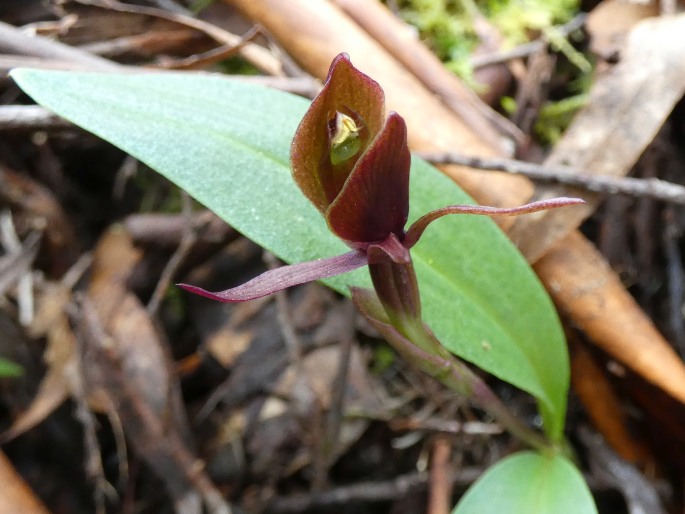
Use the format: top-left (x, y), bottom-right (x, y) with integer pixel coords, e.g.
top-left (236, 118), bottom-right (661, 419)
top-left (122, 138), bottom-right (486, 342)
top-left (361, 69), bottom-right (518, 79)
top-left (404, 197), bottom-right (586, 249)
top-left (178, 250), bottom-right (368, 303)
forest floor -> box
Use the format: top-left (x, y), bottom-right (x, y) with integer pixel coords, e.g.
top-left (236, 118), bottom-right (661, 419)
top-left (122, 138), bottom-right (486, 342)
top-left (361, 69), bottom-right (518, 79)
top-left (1, 1), bottom-right (685, 513)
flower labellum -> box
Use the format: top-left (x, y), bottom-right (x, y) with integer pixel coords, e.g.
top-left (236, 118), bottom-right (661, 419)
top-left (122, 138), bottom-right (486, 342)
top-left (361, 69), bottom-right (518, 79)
top-left (329, 111), bottom-right (361, 165)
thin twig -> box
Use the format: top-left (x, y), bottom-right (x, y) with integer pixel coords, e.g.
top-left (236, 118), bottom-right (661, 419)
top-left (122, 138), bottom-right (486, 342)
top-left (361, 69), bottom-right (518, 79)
top-left (146, 192), bottom-right (197, 316)
top-left (71, 0), bottom-right (283, 76)
top-left (0, 210), bottom-right (39, 325)
top-left (264, 252), bottom-right (304, 364)
top-left (263, 253), bottom-right (331, 490)
top-left (418, 152), bottom-right (685, 205)
top-left (0, 20), bottom-right (120, 70)
top-left (232, 75), bottom-right (321, 98)
top-left (427, 437), bottom-right (452, 514)
top-left (149, 26), bottom-right (261, 70)
top-left (266, 455), bottom-right (615, 513)
top-left (389, 417), bottom-right (503, 435)
top-left (267, 471), bottom-right (428, 513)
top-left (579, 426), bottom-right (665, 514)
top-left (662, 207), bottom-right (685, 357)
top-left (265, 468), bottom-right (489, 513)
top-left (0, 105), bottom-right (72, 131)
top-left (470, 14), bottom-right (587, 69)
top-left (323, 302), bottom-right (356, 469)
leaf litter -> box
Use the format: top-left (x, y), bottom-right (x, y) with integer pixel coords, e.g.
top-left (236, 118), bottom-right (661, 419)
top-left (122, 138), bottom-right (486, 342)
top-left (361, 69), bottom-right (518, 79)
top-left (2, 1), bottom-right (685, 513)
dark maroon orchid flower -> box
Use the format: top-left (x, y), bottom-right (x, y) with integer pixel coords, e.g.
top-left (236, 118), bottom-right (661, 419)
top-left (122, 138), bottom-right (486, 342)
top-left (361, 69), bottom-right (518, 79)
top-left (179, 53), bottom-right (582, 310)
top-left (179, 53), bottom-right (585, 452)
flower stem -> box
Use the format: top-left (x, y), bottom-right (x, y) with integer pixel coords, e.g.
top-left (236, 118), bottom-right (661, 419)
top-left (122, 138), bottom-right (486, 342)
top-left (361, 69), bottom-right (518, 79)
top-left (367, 258), bottom-right (558, 454)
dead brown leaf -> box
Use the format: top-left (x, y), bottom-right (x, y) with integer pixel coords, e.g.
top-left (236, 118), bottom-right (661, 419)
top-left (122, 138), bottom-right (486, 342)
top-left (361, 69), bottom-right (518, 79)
top-left (570, 337), bottom-right (653, 466)
top-left (0, 166), bottom-right (77, 277)
top-left (0, 449), bottom-right (51, 514)
top-left (249, 343), bottom-right (385, 476)
top-left (0, 284), bottom-right (74, 443)
top-left (80, 225), bottom-right (230, 513)
top-left (509, 13), bottom-right (685, 262)
top-left (51, 0), bottom-right (282, 74)
top-left (536, 232), bottom-right (685, 403)
top-left (586, 0), bottom-right (658, 60)
top-left (0, 229), bottom-right (39, 299)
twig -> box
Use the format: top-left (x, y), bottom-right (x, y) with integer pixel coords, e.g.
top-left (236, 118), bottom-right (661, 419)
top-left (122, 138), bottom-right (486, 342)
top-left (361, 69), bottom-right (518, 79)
top-left (1, 2), bottom-right (283, 77)
top-left (0, 20), bottom-right (120, 70)
top-left (662, 207), bottom-right (685, 357)
top-left (148, 27), bottom-right (261, 70)
top-left (125, 210), bottom-right (237, 248)
top-left (265, 468), bottom-right (489, 513)
top-left (263, 253), bottom-right (335, 492)
top-left (470, 14), bottom-right (587, 69)
top-left (264, 443), bottom-right (622, 513)
top-left (427, 437), bottom-right (452, 514)
top-left (418, 152), bottom-right (685, 205)
top-left (0, 105), bottom-right (72, 131)
top-left (77, 29), bottom-right (202, 60)
top-left (389, 417), bottom-right (503, 436)
top-left (71, 0), bottom-right (283, 76)
top-left (0, 210), bottom-right (40, 325)
top-left (0, 53), bottom-right (111, 74)
top-left (264, 252), bottom-right (304, 363)
top-left (146, 192), bottom-right (197, 316)
top-left (578, 426), bottom-right (665, 514)
top-left (229, 76), bottom-right (321, 99)
top-left (266, 471), bottom-right (427, 513)
top-left (145, 0), bottom-right (193, 15)
top-left (323, 302), bottom-right (356, 472)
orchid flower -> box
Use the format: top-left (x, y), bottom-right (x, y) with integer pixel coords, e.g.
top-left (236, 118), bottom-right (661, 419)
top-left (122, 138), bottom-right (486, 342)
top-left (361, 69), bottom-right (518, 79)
top-left (180, 53), bottom-right (583, 450)
top-left (180, 53), bottom-right (580, 308)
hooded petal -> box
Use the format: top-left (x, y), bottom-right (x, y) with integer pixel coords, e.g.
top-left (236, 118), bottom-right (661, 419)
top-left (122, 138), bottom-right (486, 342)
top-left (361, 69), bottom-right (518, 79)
top-left (178, 250), bottom-right (367, 302)
top-left (291, 53), bottom-right (385, 212)
top-left (326, 112), bottom-right (410, 247)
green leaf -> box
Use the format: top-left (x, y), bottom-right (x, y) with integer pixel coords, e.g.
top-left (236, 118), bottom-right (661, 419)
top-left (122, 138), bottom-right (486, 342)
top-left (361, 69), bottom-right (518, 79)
top-left (0, 358), bottom-right (23, 377)
top-left (11, 69), bottom-right (568, 439)
top-left (453, 451), bottom-right (597, 514)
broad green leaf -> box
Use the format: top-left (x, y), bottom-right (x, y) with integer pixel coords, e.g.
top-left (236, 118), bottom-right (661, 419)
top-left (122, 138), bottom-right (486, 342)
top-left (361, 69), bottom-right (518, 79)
top-left (453, 451), bottom-right (597, 514)
top-left (0, 358), bottom-right (23, 377)
top-left (11, 69), bottom-right (568, 438)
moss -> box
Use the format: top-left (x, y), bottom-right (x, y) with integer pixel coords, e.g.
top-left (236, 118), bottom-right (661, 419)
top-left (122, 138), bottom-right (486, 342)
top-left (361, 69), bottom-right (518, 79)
top-left (394, 0), bottom-right (591, 144)
top-left (534, 93), bottom-right (588, 144)
top-left (394, 0), bottom-right (583, 79)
